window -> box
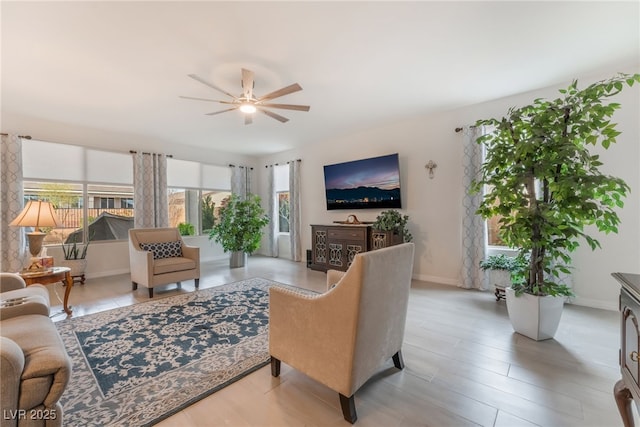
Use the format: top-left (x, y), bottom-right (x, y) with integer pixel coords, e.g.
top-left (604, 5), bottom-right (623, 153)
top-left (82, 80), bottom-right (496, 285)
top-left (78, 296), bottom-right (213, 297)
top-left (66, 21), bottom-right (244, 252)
top-left (273, 164), bottom-right (290, 234)
top-left (277, 192), bottom-right (290, 233)
top-left (22, 140), bottom-right (134, 244)
top-left (166, 158), bottom-right (232, 235)
top-left (167, 188), bottom-right (231, 235)
top-left (99, 197), bottom-right (115, 209)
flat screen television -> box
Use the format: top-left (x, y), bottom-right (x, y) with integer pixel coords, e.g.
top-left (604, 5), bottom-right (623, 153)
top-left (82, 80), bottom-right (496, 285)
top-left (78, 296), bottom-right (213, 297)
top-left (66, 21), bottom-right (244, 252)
top-left (323, 153), bottom-right (402, 210)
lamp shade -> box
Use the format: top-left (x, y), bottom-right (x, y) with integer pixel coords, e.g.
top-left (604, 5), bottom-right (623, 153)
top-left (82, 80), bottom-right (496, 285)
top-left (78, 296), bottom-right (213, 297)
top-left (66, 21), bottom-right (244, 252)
top-left (10, 200), bottom-right (61, 230)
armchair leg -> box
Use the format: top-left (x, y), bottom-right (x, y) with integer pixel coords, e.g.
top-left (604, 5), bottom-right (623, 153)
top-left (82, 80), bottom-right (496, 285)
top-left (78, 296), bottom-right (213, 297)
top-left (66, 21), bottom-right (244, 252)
top-left (392, 350), bottom-right (405, 370)
top-left (132, 282), bottom-right (138, 291)
top-left (195, 278), bottom-right (200, 289)
top-left (148, 288), bottom-right (154, 298)
top-left (271, 357), bottom-right (281, 377)
top-left (339, 393), bottom-right (357, 424)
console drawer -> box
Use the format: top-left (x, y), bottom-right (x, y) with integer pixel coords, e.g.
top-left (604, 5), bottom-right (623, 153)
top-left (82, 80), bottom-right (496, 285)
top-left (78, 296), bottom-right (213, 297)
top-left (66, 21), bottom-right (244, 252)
top-left (328, 228), bottom-right (366, 241)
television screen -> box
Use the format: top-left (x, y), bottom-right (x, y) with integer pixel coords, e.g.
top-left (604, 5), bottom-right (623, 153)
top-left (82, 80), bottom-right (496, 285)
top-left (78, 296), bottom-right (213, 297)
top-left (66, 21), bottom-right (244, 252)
top-left (323, 153), bottom-right (402, 210)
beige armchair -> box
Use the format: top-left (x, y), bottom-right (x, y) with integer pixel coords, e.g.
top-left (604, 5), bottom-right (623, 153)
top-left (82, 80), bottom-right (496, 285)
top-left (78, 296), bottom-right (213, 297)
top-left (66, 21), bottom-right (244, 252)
top-left (128, 227), bottom-right (200, 298)
top-left (269, 242), bottom-right (415, 424)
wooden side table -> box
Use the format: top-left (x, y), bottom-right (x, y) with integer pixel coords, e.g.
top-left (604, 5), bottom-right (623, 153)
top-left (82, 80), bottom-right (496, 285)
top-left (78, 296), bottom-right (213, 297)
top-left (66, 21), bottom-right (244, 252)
top-left (19, 267), bottom-right (73, 315)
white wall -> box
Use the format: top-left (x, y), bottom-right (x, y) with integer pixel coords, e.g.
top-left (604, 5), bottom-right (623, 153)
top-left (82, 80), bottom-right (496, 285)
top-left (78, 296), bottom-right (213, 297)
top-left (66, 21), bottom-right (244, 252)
top-left (6, 66), bottom-right (638, 310)
top-left (257, 65), bottom-right (640, 310)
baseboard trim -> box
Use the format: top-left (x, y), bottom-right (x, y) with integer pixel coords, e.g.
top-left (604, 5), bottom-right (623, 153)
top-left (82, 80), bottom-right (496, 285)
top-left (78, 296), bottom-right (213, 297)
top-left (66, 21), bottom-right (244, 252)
top-left (412, 274), bottom-right (460, 287)
top-left (569, 296), bottom-right (617, 311)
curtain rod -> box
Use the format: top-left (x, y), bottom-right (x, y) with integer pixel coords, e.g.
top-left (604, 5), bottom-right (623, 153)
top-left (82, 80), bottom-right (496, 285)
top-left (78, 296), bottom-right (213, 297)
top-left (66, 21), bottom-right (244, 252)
top-left (129, 150), bottom-right (173, 158)
top-left (228, 164), bottom-right (254, 170)
top-left (264, 159), bottom-right (302, 168)
top-left (1, 133), bottom-right (32, 139)
top-left (455, 125), bottom-right (476, 133)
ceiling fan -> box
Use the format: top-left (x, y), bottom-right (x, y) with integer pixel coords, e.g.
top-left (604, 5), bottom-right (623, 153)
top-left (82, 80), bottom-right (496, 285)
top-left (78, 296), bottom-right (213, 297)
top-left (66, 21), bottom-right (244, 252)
top-left (180, 68), bottom-right (310, 124)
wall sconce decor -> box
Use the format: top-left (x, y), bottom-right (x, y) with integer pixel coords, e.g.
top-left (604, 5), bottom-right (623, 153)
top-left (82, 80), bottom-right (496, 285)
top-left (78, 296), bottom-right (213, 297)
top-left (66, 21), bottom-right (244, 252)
top-left (425, 160), bottom-right (438, 179)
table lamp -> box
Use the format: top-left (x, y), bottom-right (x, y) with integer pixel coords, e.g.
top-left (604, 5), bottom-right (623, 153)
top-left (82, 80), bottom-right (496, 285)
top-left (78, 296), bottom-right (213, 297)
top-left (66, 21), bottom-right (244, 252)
top-left (10, 200), bottom-right (61, 271)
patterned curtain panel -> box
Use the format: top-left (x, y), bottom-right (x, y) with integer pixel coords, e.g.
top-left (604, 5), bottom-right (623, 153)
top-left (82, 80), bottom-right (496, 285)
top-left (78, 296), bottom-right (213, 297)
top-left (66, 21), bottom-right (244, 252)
top-left (266, 166), bottom-right (278, 257)
top-left (288, 160), bottom-right (302, 262)
top-left (230, 165), bottom-right (251, 200)
top-left (132, 152), bottom-right (168, 228)
top-left (1, 134), bottom-right (26, 271)
top-left (460, 126), bottom-right (488, 290)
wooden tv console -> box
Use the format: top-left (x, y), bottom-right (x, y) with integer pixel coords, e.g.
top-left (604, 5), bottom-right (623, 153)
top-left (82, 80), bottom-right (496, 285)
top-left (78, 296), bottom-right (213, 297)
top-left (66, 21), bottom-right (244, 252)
top-left (309, 224), bottom-right (402, 272)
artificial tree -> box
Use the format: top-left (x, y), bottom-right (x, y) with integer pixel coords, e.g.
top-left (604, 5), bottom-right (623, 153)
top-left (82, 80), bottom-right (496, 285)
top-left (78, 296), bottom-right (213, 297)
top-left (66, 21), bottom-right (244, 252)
top-left (472, 73), bottom-right (639, 298)
top-left (208, 194), bottom-right (269, 265)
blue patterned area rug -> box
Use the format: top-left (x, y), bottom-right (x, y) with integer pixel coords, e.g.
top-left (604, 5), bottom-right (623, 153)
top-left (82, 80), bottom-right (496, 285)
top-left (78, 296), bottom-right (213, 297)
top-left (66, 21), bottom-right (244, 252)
top-left (56, 277), bottom-right (303, 427)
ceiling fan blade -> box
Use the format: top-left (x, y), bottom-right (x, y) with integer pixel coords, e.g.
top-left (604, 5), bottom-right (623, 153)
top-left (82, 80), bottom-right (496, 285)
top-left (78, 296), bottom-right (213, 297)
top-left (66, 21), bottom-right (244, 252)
top-left (179, 95), bottom-right (230, 103)
top-left (244, 114), bottom-right (253, 125)
top-left (241, 68), bottom-right (255, 100)
top-left (205, 107), bottom-right (238, 116)
top-left (257, 107), bottom-right (289, 123)
top-left (257, 83), bottom-right (302, 102)
top-left (257, 103), bottom-right (310, 111)
top-left (188, 74), bottom-right (238, 99)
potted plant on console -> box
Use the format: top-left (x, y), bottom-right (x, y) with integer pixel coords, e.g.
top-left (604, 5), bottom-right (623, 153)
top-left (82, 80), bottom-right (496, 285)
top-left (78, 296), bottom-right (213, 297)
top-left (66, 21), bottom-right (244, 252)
top-left (472, 73), bottom-right (639, 340)
top-left (208, 193), bottom-right (269, 268)
top-left (371, 209), bottom-right (413, 250)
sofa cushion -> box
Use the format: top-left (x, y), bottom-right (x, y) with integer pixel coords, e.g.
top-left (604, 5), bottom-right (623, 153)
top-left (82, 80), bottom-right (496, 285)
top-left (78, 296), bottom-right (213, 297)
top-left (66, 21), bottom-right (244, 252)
top-left (153, 257), bottom-right (197, 275)
top-left (140, 241), bottom-right (183, 260)
top-left (1, 314), bottom-right (71, 409)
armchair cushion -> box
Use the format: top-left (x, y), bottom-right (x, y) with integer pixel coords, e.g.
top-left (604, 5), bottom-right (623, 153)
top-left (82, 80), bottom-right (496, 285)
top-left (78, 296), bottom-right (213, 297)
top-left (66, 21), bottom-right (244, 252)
top-left (153, 257), bottom-right (197, 275)
top-left (139, 240), bottom-right (183, 259)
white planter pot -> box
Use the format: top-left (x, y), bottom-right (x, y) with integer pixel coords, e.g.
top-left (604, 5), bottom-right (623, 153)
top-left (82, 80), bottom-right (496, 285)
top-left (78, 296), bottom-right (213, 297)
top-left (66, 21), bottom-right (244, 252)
top-left (60, 258), bottom-right (87, 277)
top-left (489, 269), bottom-right (512, 289)
top-left (229, 251), bottom-right (247, 268)
top-left (505, 287), bottom-right (564, 341)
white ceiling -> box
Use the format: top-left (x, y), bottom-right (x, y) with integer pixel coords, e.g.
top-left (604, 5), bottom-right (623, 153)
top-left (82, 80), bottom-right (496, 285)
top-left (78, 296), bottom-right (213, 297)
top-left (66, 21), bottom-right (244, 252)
top-left (2, 1), bottom-right (639, 156)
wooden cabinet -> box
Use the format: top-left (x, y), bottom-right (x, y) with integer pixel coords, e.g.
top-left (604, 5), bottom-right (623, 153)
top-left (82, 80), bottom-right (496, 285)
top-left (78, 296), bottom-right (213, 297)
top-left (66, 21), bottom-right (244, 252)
top-left (613, 272), bottom-right (640, 427)
top-left (310, 225), bottom-right (403, 272)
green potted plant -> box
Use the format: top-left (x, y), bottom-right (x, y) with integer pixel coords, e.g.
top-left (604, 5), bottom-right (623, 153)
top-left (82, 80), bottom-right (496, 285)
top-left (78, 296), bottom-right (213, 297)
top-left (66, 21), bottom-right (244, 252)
top-left (178, 222), bottom-right (195, 236)
top-left (472, 73), bottom-right (639, 340)
top-left (372, 209), bottom-right (413, 243)
top-left (480, 254), bottom-right (528, 301)
top-left (61, 233), bottom-right (90, 282)
top-left (208, 193), bottom-right (270, 268)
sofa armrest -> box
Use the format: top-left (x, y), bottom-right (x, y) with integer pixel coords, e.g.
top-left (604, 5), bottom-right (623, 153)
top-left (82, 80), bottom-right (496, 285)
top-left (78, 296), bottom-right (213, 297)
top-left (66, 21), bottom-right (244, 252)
top-left (181, 245), bottom-right (200, 262)
top-left (129, 246), bottom-right (154, 285)
top-left (1, 336), bottom-right (25, 426)
top-left (1, 273), bottom-right (27, 293)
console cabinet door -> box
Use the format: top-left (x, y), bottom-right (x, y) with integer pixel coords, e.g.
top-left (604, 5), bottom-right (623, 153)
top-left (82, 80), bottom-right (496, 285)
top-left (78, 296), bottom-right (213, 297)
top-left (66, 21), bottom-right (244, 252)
top-left (622, 304), bottom-right (640, 387)
top-left (311, 226), bottom-right (328, 269)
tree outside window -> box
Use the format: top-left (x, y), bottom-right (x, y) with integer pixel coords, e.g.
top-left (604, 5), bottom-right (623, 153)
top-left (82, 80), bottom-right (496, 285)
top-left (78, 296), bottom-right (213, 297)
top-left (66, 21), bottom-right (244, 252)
top-left (278, 191), bottom-right (290, 233)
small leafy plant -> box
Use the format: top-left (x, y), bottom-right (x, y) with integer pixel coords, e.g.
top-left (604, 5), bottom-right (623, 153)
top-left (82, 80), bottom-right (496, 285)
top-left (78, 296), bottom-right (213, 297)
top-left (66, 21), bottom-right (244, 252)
top-left (178, 222), bottom-right (195, 236)
top-left (479, 254), bottom-right (520, 272)
top-left (372, 209), bottom-right (413, 242)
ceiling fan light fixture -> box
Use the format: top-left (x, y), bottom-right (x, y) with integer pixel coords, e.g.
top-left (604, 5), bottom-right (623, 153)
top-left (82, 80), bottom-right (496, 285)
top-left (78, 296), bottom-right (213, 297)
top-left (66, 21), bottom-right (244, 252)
top-left (239, 103), bottom-right (257, 114)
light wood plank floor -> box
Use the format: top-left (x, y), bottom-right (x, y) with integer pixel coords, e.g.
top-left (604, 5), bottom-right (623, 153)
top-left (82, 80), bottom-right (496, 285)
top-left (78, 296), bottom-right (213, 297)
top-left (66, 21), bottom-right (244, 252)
top-left (47, 256), bottom-right (631, 426)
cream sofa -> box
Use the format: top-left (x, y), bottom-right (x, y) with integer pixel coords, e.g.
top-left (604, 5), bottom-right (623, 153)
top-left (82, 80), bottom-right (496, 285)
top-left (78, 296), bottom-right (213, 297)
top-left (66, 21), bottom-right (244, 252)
top-left (269, 243), bottom-right (415, 423)
top-left (0, 273), bottom-right (72, 427)
top-left (128, 227), bottom-right (200, 298)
